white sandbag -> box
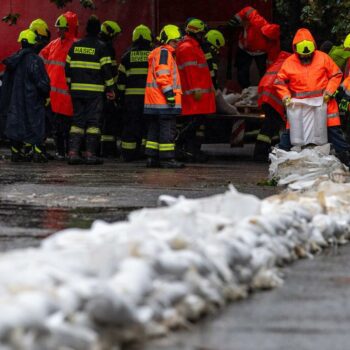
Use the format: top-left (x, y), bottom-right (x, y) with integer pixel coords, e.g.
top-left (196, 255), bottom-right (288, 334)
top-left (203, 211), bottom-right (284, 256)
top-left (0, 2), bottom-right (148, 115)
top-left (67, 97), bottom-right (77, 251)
top-left (287, 97), bottom-right (327, 146)
top-left (215, 90), bottom-right (240, 115)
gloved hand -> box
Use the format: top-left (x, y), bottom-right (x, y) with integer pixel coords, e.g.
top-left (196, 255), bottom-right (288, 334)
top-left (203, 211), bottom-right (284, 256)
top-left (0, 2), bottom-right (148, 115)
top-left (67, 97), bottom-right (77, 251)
top-left (339, 98), bottom-right (350, 112)
top-left (166, 95), bottom-right (175, 107)
top-left (193, 90), bottom-right (203, 101)
top-left (283, 96), bottom-right (291, 107)
top-left (323, 93), bottom-right (332, 103)
top-left (106, 90), bottom-right (115, 101)
top-left (333, 86), bottom-right (345, 103)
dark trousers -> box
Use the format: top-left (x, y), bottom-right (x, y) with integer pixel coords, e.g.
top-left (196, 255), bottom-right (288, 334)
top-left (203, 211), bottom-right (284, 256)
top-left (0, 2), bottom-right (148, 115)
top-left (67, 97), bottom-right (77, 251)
top-left (71, 96), bottom-right (103, 131)
top-left (279, 126), bottom-right (350, 154)
top-left (176, 115), bottom-right (205, 156)
top-left (235, 47), bottom-right (267, 89)
top-left (53, 113), bottom-right (71, 156)
top-left (121, 100), bottom-right (146, 160)
top-left (257, 104), bottom-right (284, 144)
top-left (145, 115), bottom-right (176, 160)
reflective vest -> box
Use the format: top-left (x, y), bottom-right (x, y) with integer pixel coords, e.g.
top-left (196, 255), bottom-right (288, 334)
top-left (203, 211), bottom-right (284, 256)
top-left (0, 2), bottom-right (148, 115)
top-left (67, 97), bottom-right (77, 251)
top-left (274, 29), bottom-right (343, 127)
top-left (176, 35), bottom-right (215, 116)
top-left (233, 6), bottom-right (280, 62)
top-left (258, 51), bottom-right (291, 121)
top-left (65, 36), bottom-right (115, 98)
top-left (117, 44), bottom-right (151, 102)
top-left (40, 11), bottom-right (78, 116)
top-left (144, 44), bottom-right (181, 115)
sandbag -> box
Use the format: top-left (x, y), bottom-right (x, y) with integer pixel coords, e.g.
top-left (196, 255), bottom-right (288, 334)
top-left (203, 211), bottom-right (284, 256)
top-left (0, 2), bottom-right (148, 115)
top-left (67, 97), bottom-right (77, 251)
top-left (287, 97), bottom-right (327, 146)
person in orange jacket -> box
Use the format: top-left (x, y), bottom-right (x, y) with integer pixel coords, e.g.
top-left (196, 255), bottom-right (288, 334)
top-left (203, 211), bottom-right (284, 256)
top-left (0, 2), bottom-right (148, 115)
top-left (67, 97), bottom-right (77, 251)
top-left (40, 11), bottom-right (79, 160)
top-left (228, 6), bottom-right (280, 89)
top-left (175, 18), bottom-right (215, 162)
top-left (274, 28), bottom-right (350, 165)
top-left (254, 51), bottom-right (291, 162)
top-left (143, 24), bottom-right (184, 169)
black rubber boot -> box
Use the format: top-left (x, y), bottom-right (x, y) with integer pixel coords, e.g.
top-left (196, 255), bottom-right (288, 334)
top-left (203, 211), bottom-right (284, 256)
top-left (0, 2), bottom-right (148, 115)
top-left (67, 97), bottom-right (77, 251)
top-left (68, 133), bottom-right (84, 165)
top-left (253, 141), bottom-right (271, 163)
top-left (336, 151), bottom-right (350, 167)
top-left (159, 158), bottom-right (185, 169)
top-left (146, 157), bottom-right (160, 168)
top-left (32, 145), bottom-right (49, 163)
top-left (85, 134), bottom-right (103, 165)
top-left (100, 140), bottom-right (118, 159)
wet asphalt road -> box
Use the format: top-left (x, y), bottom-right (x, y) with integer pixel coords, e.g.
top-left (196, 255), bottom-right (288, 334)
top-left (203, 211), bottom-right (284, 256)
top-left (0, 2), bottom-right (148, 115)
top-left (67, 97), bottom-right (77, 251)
top-left (1, 143), bottom-right (350, 350)
top-left (0, 144), bottom-right (276, 251)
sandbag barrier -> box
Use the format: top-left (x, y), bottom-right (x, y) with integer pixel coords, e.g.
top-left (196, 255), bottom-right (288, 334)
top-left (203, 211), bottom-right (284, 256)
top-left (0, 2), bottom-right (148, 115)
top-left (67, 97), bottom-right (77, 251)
top-left (0, 149), bottom-right (350, 349)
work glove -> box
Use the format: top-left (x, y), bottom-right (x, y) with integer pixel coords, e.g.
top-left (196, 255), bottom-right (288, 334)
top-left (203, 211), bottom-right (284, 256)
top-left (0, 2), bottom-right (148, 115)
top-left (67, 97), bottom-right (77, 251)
top-left (106, 90), bottom-right (115, 101)
top-left (339, 98), bottom-right (350, 112)
top-left (333, 86), bottom-right (345, 103)
top-left (323, 92), bottom-right (332, 103)
top-left (193, 90), bottom-right (203, 101)
top-left (283, 96), bottom-right (291, 107)
top-left (164, 90), bottom-right (175, 107)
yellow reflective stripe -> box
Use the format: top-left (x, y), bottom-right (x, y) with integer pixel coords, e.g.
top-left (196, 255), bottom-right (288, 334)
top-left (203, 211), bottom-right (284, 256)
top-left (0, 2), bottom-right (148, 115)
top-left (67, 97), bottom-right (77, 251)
top-left (159, 143), bottom-right (175, 151)
top-left (141, 138), bottom-right (146, 146)
top-left (213, 63), bottom-right (218, 70)
top-left (127, 68), bottom-right (148, 76)
top-left (66, 55), bottom-right (71, 63)
top-left (205, 52), bottom-right (212, 59)
top-left (257, 134), bottom-right (272, 143)
top-left (105, 78), bottom-right (115, 87)
top-left (112, 60), bottom-right (117, 66)
top-left (70, 126), bottom-right (85, 134)
top-left (101, 135), bottom-right (115, 142)
top-left (117, 84), bottom-right (126, 91)
top-left (146, 141), bottom-right (159, 150)
top-left (125, 88), bottom-right (145, 95)
top-left (71, 83), bottom-right (104, 92)
top-left (121, 141), bottom-right (137, 150)
top-left (86, 127), bottom-right (101, 134)
top-left (70, 61), bottom-right (101, 69)
top-left (66, 77), bottom-right (71, 83)
top-left (100, 56), bottom-right (112, 66)
top-left (118, 64), bottom-right (126, 73)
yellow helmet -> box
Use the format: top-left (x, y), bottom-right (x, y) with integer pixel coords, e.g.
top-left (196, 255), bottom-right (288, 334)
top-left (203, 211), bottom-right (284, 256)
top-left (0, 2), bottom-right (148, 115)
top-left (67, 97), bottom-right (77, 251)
top-left (55, 14), bottom-right (68, 29)
top-left (159, 24), bottom-right (181, 44)
top-left (205, 29), bottom-right (225, 50)
top-left (344, 34), bottom-right (350, 49)
top-left (132, 24), bottom-right (152, 42)
top-left (18, 29), bottom-right (37, 45)
top-left (29, 18), bottom-right (50, 38)
top-left (101, 20), bottom-right (121, 37)
top-left (186, 18), bottom-right (206, 34)
top-left (295, 40), bottom-right (315, 56)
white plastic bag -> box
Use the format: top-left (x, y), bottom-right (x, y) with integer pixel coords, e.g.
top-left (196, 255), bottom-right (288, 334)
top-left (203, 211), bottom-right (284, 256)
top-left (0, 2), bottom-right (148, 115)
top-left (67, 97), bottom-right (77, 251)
top-left (287, 96), bottom-right (327, 146)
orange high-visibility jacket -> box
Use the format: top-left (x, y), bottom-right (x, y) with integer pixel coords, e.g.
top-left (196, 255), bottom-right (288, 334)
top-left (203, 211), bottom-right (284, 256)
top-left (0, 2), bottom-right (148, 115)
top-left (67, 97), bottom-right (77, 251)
top-left (144, 44), bottom-right (182, 115)
top-left (274, 28), bottom-right (343, 127)
top-left (40, 11), bottom-right (78, 116)
top-left (258, 51), bottom-right (291, 121)
top-left (234, 6), bottom-right (280, 65)
top-left (176, 35), bottom-right (215, 116)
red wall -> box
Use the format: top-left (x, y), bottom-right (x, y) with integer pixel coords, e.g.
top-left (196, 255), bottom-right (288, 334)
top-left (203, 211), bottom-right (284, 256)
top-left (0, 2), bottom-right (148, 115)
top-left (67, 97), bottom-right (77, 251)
top-left (0, 0), bottom-right (272, 81)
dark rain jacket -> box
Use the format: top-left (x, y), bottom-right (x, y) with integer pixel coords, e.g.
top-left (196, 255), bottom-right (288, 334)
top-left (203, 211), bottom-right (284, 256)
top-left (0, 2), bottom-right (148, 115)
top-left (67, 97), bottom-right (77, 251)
top-left (0, 48), bottom-right (50, 144)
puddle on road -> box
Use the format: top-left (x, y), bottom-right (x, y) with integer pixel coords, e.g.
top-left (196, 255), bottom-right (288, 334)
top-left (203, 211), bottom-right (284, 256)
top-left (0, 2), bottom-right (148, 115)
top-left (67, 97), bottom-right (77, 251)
top-left (0, 202), bottom-right (138, 251)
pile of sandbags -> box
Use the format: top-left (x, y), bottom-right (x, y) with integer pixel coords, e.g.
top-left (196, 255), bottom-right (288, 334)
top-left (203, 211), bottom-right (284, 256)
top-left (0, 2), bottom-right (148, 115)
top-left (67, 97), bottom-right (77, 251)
top-left (216, 86), bottom-right (259, 115)
top-left (1, 176), bottom-right (350, 348)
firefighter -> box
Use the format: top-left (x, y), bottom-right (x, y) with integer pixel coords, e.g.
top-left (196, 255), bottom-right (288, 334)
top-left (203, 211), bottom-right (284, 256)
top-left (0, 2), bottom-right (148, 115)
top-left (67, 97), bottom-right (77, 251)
top-left (227, 6), bottom-right (280, 88)
top-left (29, 18), bottom-right (51, 52)
top-left (144, 24), bottom-right (184, 168)
top-left (203, 29), bottom-right (225, 90)
top-left (176, 18), bottom-right (216, 163)
top-left (65, 15), bottom-right (115, 165)
top-left (117, 24), bottom-right (152, 161)
top-left (328, 34), bottom-right (350, 72)
top-left (254, 51), bottom-right (291, 162)
top-left (40, 12), bottom-right (79, 160)
top-left (274, 28), bottom-right (350, 166)
top-left (99, 20), bottom-right (121, 158)
top-left (0, 29), bottom-right (50, 162)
